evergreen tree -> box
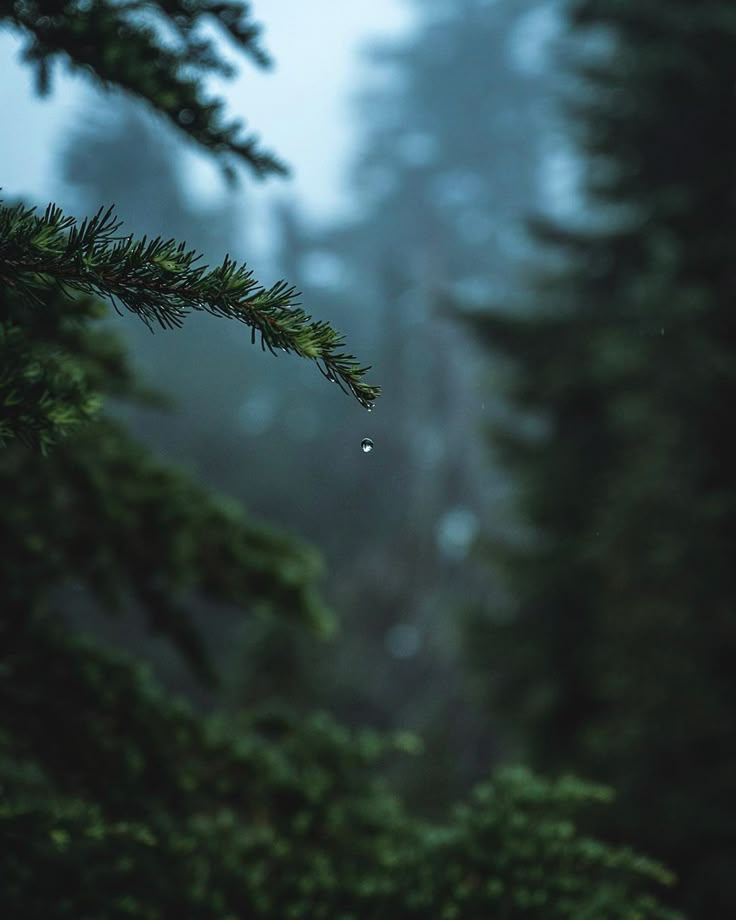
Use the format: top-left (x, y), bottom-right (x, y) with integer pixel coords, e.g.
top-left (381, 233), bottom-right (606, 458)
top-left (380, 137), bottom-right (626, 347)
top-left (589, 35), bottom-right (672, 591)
top-left (0, 2), bottom-right (684, 916)
top-left (464, 1), bottom-right (736, 915)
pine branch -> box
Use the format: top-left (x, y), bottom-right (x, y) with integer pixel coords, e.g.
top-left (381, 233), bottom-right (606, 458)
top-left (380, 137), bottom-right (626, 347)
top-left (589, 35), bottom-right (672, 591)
top-left (0, 416), bottom-right (335, 679)
top-left (1, 0), bottom-right (284, 177)
top-left (0, 319), bottom-right (102, 453)
top-left (0, 202), bottom-right (380, 409)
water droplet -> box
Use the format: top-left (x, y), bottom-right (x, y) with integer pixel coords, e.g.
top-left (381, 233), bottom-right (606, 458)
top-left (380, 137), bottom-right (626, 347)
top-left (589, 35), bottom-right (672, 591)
top-left (361, 438), bottom-right (374, 453)
top-left (366, 404), bottom-right (374, 413)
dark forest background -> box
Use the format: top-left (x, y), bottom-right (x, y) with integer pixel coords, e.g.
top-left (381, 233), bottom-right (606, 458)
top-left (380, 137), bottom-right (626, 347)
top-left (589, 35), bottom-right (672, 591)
top-left (3, 0), bottom-right (736, 916)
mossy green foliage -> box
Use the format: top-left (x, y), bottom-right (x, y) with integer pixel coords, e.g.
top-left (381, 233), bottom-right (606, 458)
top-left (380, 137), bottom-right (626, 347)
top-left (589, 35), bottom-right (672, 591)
top-left (1, 620), bottom-right (681, 920)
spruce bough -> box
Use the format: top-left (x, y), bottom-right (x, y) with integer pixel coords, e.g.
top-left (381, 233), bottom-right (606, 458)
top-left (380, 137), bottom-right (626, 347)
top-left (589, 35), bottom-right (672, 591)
top-left (0, 0), bottom-right (378, 453)
top-left (0, 202), bottom-right (379, 409)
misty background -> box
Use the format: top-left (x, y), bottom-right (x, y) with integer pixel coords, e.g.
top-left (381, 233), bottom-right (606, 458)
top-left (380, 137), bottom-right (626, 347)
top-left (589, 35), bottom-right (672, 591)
top-left (0, 0), bottom-right (560, 766)
top-left (4, 0), bottom-right (732, 915)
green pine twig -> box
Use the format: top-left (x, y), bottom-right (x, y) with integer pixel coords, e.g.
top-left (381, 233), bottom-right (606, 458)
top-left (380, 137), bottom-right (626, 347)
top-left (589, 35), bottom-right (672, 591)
top-left (1, 0), bottom-right (283, 177)
top-left (0, 202), bottom-right (380, 408)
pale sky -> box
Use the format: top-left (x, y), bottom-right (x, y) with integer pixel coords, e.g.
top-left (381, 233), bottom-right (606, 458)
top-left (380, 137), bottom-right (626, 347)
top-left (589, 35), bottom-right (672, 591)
top-left (0, 1), bottom-right (416, 222)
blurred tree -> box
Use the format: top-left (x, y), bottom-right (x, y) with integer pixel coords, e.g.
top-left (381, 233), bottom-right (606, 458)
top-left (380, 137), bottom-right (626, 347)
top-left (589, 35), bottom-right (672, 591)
top-left (463, 0), bottom-right (736, 915)
top-left (249, 0), bottom-right (553, 801)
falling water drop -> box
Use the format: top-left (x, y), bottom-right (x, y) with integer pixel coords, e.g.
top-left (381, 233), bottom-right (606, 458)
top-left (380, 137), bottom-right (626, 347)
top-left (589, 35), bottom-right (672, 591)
top-left (361, 438), bottom-right (374, 453)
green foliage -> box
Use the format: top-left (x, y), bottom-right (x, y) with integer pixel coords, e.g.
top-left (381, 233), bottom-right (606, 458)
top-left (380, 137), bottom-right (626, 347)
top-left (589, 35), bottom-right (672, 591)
top-left (0, 277), bottom-right (160, 450)
top-left (0, 247), bottom-right (332, 675)
top-left (0, 414), bottom-right (332, 677)
top-left (0, 317), bottom-right (102, 451)
top-left (1, 0), bottom-right (283, 177)
top-left (0, 201), bottom-right (379, 450)
top-left (1, 618), bottom-right (681, 920)
top-left (463, 1), bottom-right (736, 915)
top-left (0, 0), bottom-right (378, 451)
